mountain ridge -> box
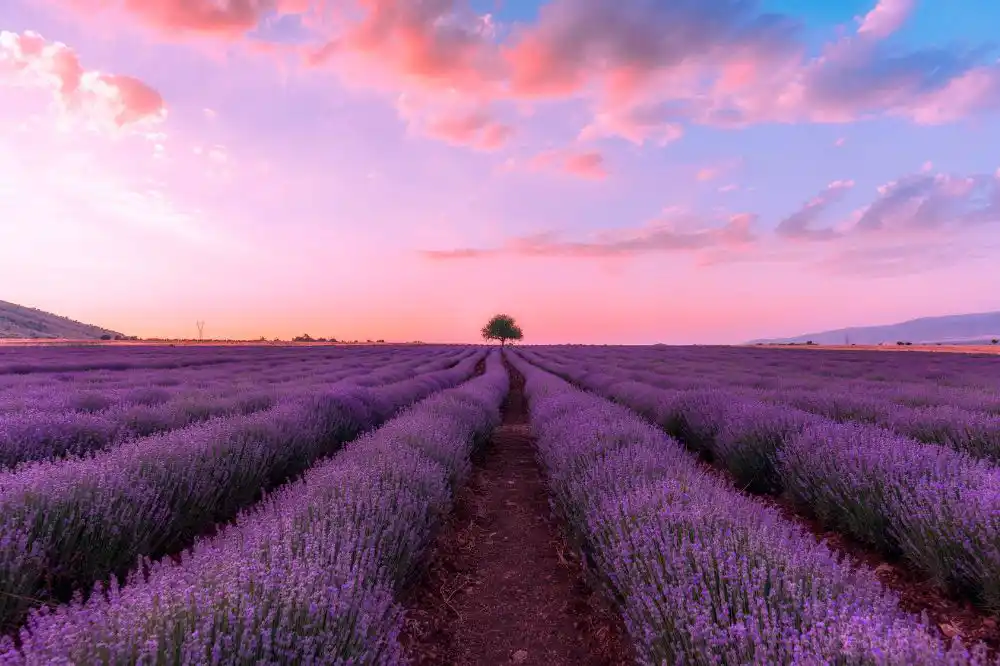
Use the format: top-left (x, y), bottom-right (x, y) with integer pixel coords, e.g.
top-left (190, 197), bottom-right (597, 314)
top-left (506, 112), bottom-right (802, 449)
top-left (0, 300), bottom-right (124, 340)
top-left (750, 311), bottom-right (1000, 345)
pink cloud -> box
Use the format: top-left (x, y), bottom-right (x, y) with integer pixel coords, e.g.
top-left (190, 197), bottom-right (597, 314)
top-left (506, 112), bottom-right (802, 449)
top-left (695, 158), bottom-right (742, 182)
top-left (578, 105), bottom-right (684, 146)
top-left (856, 0), bottom-right (914, 40)
top-left (503, 0), bottom-right (797, 104)
top-left (901, 67), bottom-right (1000, 124)
top-left (776, 179), bottom-right (855, 241)
top-left (563, 151), bottom-right (607, 180)
top-left (42, 0), bottom-right (1000, 148)
top-left (527, 148), bottom-right (608, 180)
top-left (59, 0), bottom-right (274, 36)
top-left (55, 0), bottom-right (505, 105)
top-left (297, 3), bottom-right (511, 153)
top-left (500, 0), bottom-right (1000, 141)
top-left (0, 30), bottom-right (165, 129)
top-left (423, 209), bottom-right (756, 259)
top-left (396, 93), bottom-right (513, 150)
top-left (422, 108), bottom-right (512, 150)
top-left (303, 0), bottom-right (502, 94)
top-left (851, 170), bottom-right (997, 233)
top-left (834, 137), bottom-right (846, 147)
top-left (776, 167), bottom-right (1000, 243)
top-left (425, 163), bottom-right (1000, 269)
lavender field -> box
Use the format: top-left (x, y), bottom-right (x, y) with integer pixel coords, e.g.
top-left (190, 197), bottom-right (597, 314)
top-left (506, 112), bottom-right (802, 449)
top-left (512, 345), bottom-right (1000, 664)
top-left (1, 343), bottom-right (1000, 664)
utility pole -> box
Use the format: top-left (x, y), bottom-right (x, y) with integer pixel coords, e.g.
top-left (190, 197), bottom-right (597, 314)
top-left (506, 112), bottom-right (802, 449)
top-left (196, 320), bottom-right (205, 341)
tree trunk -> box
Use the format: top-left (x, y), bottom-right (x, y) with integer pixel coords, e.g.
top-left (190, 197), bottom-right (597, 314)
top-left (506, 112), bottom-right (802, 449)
top-left (500, 339), bottom-right (506, 347)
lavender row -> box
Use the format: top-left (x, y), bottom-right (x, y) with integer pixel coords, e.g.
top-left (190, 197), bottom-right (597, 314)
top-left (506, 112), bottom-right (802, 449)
top-left (0, 343), bottom-right (377, 375)
top-left (580, 359), bottom-right (1000, 417)
top-left (534, 348), bottom-right (1000, 464)
top-left (0, 350), bottom-right (467, 468)
top-left (0, 355), bottom-right (382, 459)
top-left (0, 389), bottom-right (276, 467)
top-left (0, 346), bottom-right (453, 401)
top-left (606, 355), bottom-right (1000, 415)
top-left (765, 389), bottom-right (1000, 462)
top-left (0, 352), bottom-right (509, 664)
top-left (529, 347), bottom-right (1000, 473)
top-left (521, 348), bottom-right (1000, 615)
top-left (0, 350), bottom-right (459, 417)
top-left (506, 351), bottom-right (990, 665)
top-left (533, 345), bottom-right (1000, 394)
top-left (0, 350), bottom-right (483, 631)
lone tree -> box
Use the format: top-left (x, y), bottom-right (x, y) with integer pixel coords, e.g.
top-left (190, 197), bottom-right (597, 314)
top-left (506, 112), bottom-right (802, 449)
top-left (481, 314), bottom-right (523, 347)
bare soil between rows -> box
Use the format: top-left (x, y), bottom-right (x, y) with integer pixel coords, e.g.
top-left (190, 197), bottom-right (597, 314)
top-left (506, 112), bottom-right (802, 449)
top-left (400, 359), bottom-right (631, 666)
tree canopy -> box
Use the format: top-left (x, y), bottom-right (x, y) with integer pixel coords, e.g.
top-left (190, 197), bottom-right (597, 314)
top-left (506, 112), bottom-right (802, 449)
top-left (481, 314), bottom-right (523, 346)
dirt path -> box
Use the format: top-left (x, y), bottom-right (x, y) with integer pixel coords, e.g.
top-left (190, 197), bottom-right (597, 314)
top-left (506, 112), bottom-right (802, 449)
top-left (401, 360), bottom-right (631, 666)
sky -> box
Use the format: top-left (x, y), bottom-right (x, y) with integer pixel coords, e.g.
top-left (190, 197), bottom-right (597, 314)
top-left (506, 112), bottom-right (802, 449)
top-left (1, 0), bottom-right (999, 345)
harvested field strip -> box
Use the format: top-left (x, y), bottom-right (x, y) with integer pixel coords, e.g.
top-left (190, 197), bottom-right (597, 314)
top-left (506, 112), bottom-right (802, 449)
top-left (517, 349), bottom-right (1000, 651)
top-left (402, 360), bottom-right (630, 666)
top-left (0, 351), bottom-right (483, 634)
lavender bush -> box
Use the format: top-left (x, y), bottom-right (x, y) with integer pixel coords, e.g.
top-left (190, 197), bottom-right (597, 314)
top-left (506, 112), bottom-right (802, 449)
top-left (713, 401), bottom-right (824, 494)
top-left (780, 422), bottom-right (1000, 609)
top-left (879, 405), bottom-right (1000, 462)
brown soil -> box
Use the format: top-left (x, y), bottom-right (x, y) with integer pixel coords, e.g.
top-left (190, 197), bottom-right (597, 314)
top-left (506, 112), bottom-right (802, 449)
top-left (400, 361), bottom-right (632, 666)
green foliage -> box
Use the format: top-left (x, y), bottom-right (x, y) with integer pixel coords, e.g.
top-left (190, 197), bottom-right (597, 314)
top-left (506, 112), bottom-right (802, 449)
top-left (481, 314), bottom-right (523, 346)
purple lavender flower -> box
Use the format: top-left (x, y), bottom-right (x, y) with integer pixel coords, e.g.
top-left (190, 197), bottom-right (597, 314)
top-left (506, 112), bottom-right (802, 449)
top-left (507, 349), bottom-right (994, 665)
top-left (0, 348), bottom-right (487, 630)
top-left (1, 352), bottom-right (508, 664)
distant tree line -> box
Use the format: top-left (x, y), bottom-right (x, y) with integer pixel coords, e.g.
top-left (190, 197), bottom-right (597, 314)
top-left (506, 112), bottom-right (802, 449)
top-left (291, 334), bottom-right (385, 344)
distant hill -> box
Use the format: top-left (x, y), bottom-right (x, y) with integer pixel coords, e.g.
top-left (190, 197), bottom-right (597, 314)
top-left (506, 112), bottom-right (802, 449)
top-left (0, 300), bottom-right (124, 340)
top-left (750, 311), bottom-right (1000, 346)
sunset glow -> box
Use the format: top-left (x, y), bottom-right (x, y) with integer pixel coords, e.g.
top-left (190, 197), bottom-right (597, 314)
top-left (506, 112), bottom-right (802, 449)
top-left (2, 0), bottom-right (999, 343)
